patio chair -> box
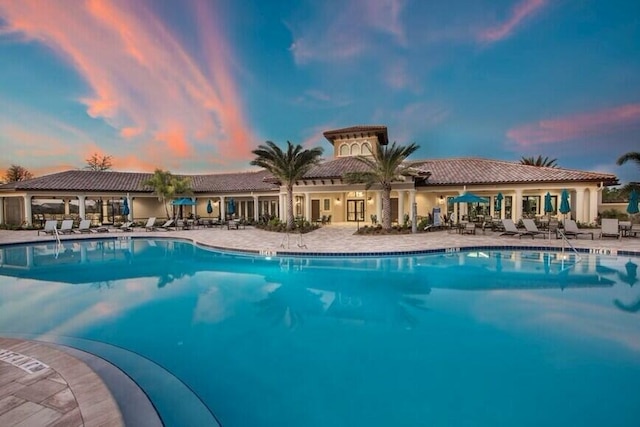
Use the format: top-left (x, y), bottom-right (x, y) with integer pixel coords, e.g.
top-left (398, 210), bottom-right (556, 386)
top-left (144, 217), bottom-right (157, 231)
top-left (521, 219), bottom-right (547, 239)
top-left (38, 220), bottom-right (58, 235)
top-left (461, 222), bottom-right (476, 235)
top-left (600, 218), bottom-right (621, 239)
top-left (562, 219), bottom-right (593, 240)
top-left (58, 219), bottom-right (74, 234)
top-left (500, 219), bottom-right (534, 239)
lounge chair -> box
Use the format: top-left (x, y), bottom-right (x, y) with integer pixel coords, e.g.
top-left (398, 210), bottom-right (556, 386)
top-left (156, 219), bottom-right (174, 231)
top-left (522, 219), bottom-right (547, 239)
top-left (58, 219), bottom-right (74, 234)
top-left (114, 221), bottom-right (134, 232)
top-left (600, 218), bottom-right (621, 239)
top-left (144, 217), bottom-right (157, 231)
top-left (74, 219), bottom-right (93, 233)
top-left (562, 219), bottom-right (593, 240)
top-left (38, 220), bottom-right (58, 235)
top-left (500, 219), bottom-right (534, 239)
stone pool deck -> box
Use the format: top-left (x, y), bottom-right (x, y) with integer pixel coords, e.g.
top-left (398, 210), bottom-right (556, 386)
top-left (0, 223), bottom-right (638, 426)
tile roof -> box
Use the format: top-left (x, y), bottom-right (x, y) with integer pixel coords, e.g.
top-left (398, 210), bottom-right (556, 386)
top-left (0, 157), bottom-right (618, 194)
top-left (323, 125), bottom-right (389, 146)
top-left (409, 158), bottom-right (618, 186)
top-left (0, 170), bottom-right (278, 193)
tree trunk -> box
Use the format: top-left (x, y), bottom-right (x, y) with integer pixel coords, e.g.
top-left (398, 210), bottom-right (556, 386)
top-left (286, 185), bottom-right (295, 231)
top-left (382, 185), bottom-right (392, 230)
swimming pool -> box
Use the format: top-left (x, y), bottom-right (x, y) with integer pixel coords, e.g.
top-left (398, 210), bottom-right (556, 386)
top-left (0, 238), bottom-right (638, 426)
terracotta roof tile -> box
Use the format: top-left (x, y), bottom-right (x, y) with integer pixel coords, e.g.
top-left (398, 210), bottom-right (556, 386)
top-left (409, 158), bottom-right (618, 185)
top-left (0, 170), bottom-right (278, 193)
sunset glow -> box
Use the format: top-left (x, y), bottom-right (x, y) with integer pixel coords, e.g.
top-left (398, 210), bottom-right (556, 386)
top-left (0, 0), bottom-right (638, 183)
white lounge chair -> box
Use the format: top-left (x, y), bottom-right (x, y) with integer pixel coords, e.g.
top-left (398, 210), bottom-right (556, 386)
top-left (156, 219), bottom-right (174, 231)
top-left (58, 219), bottom-right (74, 234)
top-left (600, 218), bottom-right (620, 239)
top-left (75, 219), bottom-right (93, 233)
top-left (38, 220), bottom-right (58, 235)
top-left (563, 219), bottom-right (593, 240)
top-left (500, 219), bottom-right (534, 239)
top-left (522, 219), bottom-right (547, 239)
top-left (114, 221), bottom-right (134, 232)
top-left (144, 217), bottom-right (157, 231)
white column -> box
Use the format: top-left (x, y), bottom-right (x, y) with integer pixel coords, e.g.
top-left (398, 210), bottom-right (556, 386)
top-left (279, 192), bottom-right (286, 222)
top-left (588, 188), bottom-right (598, 225)
top-left (514, 189), bottom-right (523, 221)
top-left (0, 197), bottom-right (4, 225)
top-left (220, 196), bottom-right (226, 220)
top-left (78, 195), bottom-right (86, 220)
top-left (304, 192), bottom-right (310, 221)
top-left (575, 188), bottom-right (585, 223)
top-left (126, 195), bottom-right (132, 221)
top-left (24, 195), bottom-right (32, 226)
top-left (409, 190), bottom-right (416, 227)
top-left (64, 199), bottom-right (70, 217)
top-left (253, 195), bottom-right (259, 220)
top-left (398, 191), bottom-right (405, 223)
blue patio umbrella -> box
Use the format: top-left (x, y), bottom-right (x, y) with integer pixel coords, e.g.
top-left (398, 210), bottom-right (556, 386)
top-left (122, 198), bottom-right (130, 216)
top-left (227, 198), bottom-right (236, 215)
top-left (207, 199), bottom-right (213, 215)
top-left (171, 198), bottom-right (196, 206)
top-left (544, 192), bottom-right (553, 214)
top-left (495, 192), bottom-right (503, 211)
top-left (627, 189), bottom-right (639, 214)
top-left (559, 189), bottom-right (571, 215)
top-left (451, 192), bottom-right (489, 204)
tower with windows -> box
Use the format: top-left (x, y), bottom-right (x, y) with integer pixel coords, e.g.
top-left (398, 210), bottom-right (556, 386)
top-left (322, 125), bottom-right (389, 158)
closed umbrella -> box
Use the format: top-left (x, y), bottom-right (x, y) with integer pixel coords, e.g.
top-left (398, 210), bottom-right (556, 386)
top-left (544, 192), bottom-right (553, 214)
top-left (627, 189), bottom-right (639, 214)
top-left (207, 199), bottom-right (213, 215)
top-left (544, 192), bottom-right (553, 239)
top-left (559, 189), bottom-right (571, 228)
top-left (227, 198), bottom-right (236, 217)
top-left (122, 198), bottom-right (130, 217)
top-left (495, 193), bottom-right (503, 217)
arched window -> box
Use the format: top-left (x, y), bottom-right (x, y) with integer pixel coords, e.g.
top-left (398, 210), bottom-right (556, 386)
top-left (339, 144), bottom-right (349, 156)
top-left (362, 142), bottom-right (372, 155)
top-left (350, 143), bottom-right (360, 155)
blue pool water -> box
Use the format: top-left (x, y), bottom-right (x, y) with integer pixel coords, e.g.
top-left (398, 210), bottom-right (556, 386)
top-left (0, 238), bottom-right (639, 427)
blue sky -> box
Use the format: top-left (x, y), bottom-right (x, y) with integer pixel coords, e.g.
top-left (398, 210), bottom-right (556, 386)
top-left (0, 0), bottom-right (638, 183)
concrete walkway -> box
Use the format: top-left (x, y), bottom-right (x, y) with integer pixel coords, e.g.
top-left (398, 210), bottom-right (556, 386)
top-left (0, 338), bottom-right (123, 427)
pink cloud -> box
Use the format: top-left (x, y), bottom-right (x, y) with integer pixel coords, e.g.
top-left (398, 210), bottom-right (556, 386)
top-left (0, 0), bottom-right (255, 171)
top-left (478, 0), bottom-right (547, 43)
top-left (507, 104), bottom-right (640, 148)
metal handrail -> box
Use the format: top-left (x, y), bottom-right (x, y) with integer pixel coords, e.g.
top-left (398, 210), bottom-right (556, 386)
top-left (556, 228), bottom-right (582, 271)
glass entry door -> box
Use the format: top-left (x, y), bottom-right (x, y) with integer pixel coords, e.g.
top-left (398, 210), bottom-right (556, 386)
top-left (347, 200), bottom-right (365, 221)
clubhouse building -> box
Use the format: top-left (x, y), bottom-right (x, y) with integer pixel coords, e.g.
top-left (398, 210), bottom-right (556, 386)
top-left (0, 126), bottom-right (618, 227)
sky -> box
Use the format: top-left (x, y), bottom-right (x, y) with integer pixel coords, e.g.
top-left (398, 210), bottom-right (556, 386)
top-left (0, 0), bottom-right (638, 184)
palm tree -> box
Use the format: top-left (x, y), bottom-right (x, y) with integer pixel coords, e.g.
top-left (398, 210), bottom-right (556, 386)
top-left (343, 142), bottom-right (420, 230)
top-left (142, 169), bottom-right (192, 219)
top-left (251, 141), bottom-right (323, 230)
top-left (616, 152), bottom-right (640, 167)
top-left (520, 155), bottom-right (558, 168)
